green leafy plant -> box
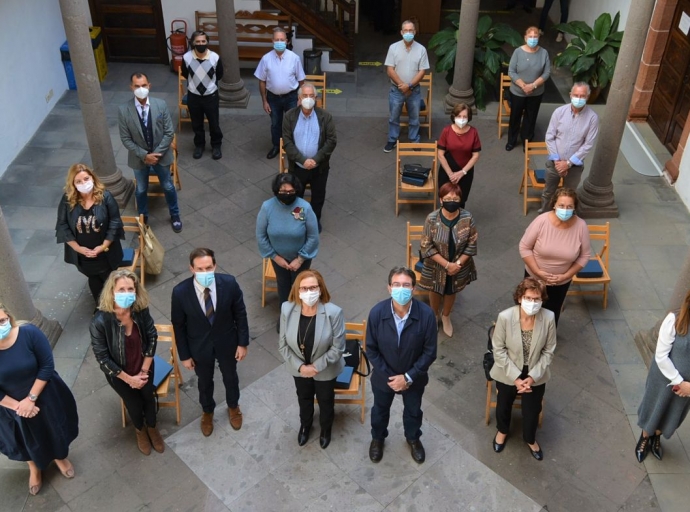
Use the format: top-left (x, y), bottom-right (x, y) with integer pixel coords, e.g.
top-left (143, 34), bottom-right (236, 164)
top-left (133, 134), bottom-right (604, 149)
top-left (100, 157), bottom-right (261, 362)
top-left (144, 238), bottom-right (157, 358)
top-left (553, 12), bottom-right (624, 90)
top-left (429, 14), bottom-right (522, 110)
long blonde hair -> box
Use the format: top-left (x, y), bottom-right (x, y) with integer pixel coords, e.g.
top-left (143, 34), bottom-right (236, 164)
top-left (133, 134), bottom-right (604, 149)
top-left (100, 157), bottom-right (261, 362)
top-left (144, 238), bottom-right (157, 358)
top-left (98, 269), bottom-right (150, 313)
top-left (64, 164), bottom-right (106, 210)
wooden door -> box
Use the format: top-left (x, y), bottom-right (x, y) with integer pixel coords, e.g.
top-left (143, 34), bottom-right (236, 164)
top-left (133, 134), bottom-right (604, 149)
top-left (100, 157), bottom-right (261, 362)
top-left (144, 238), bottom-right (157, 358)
top-left (88, 0), bottom-right (168, 64)
top-left (648, 0), bottom-right (690, 152)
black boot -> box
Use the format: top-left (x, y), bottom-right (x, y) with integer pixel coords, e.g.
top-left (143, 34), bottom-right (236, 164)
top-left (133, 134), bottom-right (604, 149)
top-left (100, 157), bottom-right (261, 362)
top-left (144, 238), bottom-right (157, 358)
top-left (650, 434), bottom-right (663, 461)
top-left (298, 424), bottom-right (311, 446)
top-left (635, 432), bottom-right (650, 463)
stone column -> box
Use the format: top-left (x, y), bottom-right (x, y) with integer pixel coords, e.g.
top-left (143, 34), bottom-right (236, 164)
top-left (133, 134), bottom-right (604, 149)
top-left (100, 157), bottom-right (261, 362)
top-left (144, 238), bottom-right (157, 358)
top-left (444, 0), bottom-right (480, 113)
top-left (0, 207), bottom-right (62, 346)
top-left (216, 0), bottom-right (250, 108)
top-left (578, 0), bottom-right (656, 218)
top-left (59, 0), bottom-right (133, 207)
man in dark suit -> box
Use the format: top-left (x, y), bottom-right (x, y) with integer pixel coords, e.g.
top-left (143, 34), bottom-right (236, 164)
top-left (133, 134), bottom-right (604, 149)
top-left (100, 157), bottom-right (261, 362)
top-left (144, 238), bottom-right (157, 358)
top-left (171, 247), bottom-right (249, 436)
top-left (366, 266), bottom-right (437, 464)
top-left (118, 72), bottom-right (182, 232)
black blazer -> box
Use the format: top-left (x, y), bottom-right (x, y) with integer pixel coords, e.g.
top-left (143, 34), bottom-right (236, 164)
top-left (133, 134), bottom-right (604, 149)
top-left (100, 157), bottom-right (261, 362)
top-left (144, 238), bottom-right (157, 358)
top-left (366, 298), bottom-right (437, 392)
top-left (171, 273), bottom-right (250, 364)
top-left (55, 191), bottom-right (124, 270)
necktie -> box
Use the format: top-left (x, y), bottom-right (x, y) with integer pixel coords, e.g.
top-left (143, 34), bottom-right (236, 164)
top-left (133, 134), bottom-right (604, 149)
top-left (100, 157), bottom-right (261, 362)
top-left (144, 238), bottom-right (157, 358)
top-left (204, 288), bottom-right (215, 324)
top-left (141, 106), bottom-right (148, 127)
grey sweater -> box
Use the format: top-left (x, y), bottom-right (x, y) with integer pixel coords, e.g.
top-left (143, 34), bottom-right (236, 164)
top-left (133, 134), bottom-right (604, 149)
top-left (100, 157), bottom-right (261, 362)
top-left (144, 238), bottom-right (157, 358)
top-left (508, 46), bottom-right (551, 97)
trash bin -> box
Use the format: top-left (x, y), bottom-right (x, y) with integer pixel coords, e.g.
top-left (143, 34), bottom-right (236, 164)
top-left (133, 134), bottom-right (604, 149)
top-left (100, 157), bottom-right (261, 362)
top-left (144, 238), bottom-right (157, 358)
top-left (59, 27), bottom-right (107, 90)
top-left (303, 49), bottom-right (322, 75)
top-left (60, 41), bottom-right (77, 90)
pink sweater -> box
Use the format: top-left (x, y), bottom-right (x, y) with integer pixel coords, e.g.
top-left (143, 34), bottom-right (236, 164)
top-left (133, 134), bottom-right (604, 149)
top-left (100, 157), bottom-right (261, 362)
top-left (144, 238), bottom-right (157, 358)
top-left (519, 213), bottom-right (591, 284)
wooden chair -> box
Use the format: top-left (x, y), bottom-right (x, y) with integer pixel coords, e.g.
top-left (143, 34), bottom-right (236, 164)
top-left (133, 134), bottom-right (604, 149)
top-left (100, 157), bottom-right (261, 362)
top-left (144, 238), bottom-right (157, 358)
top-left (136, 134), bottom-right (182, 200)
top-left (121, 324), bottom-right (184, 427)
top-left (485, 380), bottom-right (544, 428)
top-left (518, 140), bottom-right (562, 215)
top-left (497, 73), bottom-right (511, 139)
top-left (406, 222), bottom-right (425, 296)
top-left (568, 222), bottom-right (611, 309)
top-left (118, 215), bottom-right (145, 286)
top-left (327, 321), bottom-right (368, 424)
top-left (306, 73), bottom-right (327, 109)
top-left (279, 137), bottom-right (311, 199)
top-left (395, 142), bottom-right (437, 216)
top-left (261, 258), bottom-right (277, 307)
top-left (401, 73), bottom-right (432, 140)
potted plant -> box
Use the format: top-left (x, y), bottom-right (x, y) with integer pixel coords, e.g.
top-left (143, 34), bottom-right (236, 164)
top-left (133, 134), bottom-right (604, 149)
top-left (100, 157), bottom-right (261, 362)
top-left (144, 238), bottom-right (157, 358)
top-left (553, 12), bottom-right (624, 102)
top-left (429, 14), bottom-right (522, 110)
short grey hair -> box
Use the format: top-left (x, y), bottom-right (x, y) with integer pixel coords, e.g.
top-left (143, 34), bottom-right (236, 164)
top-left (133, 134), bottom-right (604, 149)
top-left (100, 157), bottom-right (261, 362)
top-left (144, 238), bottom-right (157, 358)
top-left (273, 27), bottom-right (287, 38)
top-left (401, 20), bottom-right (416, 31)
top-left (571, 82), bottom-right (591, 97)
top-left (299, 82), bottom-right (316, 96)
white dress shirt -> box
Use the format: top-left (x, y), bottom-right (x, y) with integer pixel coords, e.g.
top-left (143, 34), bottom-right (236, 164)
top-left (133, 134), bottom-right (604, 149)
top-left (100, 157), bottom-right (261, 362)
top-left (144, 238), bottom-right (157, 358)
top-left (192, 275), bottom-right (217, 314)
top-left (656, 312), bottom-right (684, 385)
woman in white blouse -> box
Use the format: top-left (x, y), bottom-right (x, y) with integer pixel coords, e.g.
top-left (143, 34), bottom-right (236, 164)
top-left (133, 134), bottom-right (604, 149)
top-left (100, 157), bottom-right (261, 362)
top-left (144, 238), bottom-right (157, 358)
top-left (635, 291), bottom-right (690, 463)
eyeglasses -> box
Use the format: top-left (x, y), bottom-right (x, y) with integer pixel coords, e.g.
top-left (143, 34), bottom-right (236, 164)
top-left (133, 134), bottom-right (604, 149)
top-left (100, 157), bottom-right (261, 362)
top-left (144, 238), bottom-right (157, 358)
top-left (391, 283), bottom-right (414, 289)
top-left (0, 317), bottom-right (10, 326)
top-left (299, 285), bottom-right (319, 292)
top-left (522, 297), bottom-right (542, 304)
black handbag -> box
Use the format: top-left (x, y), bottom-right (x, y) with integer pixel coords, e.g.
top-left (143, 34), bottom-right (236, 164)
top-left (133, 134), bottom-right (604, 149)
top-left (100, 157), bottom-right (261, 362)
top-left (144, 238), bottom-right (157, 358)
top-left (401, 163), bottom-right (431, 187)
top-left (343, 338), bottom-right (371, 377)
top-left (483, 324), bottom-right (495, 381)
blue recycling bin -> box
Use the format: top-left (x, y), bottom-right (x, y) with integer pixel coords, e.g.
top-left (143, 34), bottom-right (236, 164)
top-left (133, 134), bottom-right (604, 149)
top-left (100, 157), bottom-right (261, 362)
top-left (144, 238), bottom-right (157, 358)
top-left (60, 41), bottom-right (77, 90)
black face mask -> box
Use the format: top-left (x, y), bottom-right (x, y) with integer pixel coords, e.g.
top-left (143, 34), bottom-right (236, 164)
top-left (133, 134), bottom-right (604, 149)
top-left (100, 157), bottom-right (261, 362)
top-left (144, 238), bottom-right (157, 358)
top-left (277, 193), bottom-right (297, 205)
top-left (195, 44), bottom-right (208, 53)
top-left (442, 200), bottom-right (461, 213)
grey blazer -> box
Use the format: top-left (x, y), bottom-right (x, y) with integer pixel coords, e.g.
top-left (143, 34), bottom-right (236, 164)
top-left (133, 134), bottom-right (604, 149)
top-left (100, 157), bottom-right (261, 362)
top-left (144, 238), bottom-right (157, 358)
top-left (118, 96), bottom-right (174, 170)
top-left (490, 305), bottom-right (557, 387)
top-left (279, 301), bottom-right (345, 381)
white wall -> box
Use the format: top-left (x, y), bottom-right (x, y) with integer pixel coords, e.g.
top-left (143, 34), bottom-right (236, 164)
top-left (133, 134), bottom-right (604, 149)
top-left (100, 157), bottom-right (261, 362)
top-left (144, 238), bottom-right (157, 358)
top-left (542, 0), bottom-right (630, 31)
top-left (0, 0), bottom-right (68, 175)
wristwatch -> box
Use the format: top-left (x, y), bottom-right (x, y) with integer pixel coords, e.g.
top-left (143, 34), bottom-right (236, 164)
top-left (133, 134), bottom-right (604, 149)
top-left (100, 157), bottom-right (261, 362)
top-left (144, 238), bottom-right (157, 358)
top-left (101, 245), bottom-right (109, 252)
top-left (28, 393), bottom-right (38, 402)
top-left (567, 161), bottom-right (573, 169)
top-left (404, 375), bottom-right (413, 387)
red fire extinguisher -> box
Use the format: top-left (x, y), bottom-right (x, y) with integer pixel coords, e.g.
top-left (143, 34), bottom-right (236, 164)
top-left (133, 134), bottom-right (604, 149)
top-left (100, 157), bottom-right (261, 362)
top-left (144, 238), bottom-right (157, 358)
top-left (167, 20), bottom-right (188, 73)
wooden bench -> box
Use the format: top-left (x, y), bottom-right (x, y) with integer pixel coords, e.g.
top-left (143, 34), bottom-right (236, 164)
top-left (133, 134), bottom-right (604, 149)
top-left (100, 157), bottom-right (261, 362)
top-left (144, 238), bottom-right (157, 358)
top-left (195, 10), bottom-right (293, 62)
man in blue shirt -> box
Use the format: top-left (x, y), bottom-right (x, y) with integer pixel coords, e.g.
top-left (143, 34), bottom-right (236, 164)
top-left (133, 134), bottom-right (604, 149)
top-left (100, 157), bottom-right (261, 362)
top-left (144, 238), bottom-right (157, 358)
top-left (366, 267), bottom-right (437, 464)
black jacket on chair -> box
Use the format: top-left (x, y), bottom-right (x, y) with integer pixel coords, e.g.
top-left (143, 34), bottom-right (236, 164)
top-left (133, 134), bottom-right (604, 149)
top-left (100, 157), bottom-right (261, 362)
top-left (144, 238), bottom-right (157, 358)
top-left (55, 190), bottom-right (125, 271)
top-left (171, 273), bottom-right (250, 365)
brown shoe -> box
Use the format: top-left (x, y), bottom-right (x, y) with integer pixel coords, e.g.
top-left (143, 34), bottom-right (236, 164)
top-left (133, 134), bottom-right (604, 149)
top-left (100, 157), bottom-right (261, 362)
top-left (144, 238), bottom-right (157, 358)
top-left (147, 425), bottom-right (165, 453)
top-left (201, 412), bottom-right (214, 437)
top-left (228, 406), bottom-right (243, 430)
top-left (135, 427), bottom-right (152, 455)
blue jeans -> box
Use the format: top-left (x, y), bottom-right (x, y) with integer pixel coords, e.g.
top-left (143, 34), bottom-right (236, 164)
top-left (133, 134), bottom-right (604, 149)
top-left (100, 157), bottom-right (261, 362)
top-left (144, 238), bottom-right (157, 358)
top-left (388, 85), bottom-right (421, 143)
top-left (370, 383), bottom-right (424, 441)
top-left (538, 0), bottom-right (569, 31)
top-left (133, 164), bottom-right (179, 217)
top-left (267, 90), bottom-right (298, 148)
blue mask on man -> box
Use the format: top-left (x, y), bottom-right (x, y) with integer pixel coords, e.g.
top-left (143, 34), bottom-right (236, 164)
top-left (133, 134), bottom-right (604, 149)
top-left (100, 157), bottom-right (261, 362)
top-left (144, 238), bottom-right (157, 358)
top-left (571, 97), bottom-right (586, 109)
top-left (114, 292), bottom-right (136, 309)
top-left (195, 271), bottom-right (215, 288)
top-left (555, 208), bottom-right (574, 221)
top-left (274, 41), bottom-right (287, 52)
top-left (526, 37), bottom-right (539, 48)
top-left (391, 287), bottom-right (413, 306)
top-left (402, 33), bottom-right (414, 43)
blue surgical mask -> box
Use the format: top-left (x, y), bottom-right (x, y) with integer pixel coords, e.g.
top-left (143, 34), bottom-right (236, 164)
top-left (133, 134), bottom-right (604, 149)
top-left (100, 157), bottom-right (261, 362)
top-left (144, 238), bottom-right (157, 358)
top-left (391, 287), bottom-right (413, 306)
top-left (0, 323), bottom-right (11, 340)
top-left (526, 37), bottom-right (539, 48)
top-left (114, 292), bottom-right (136, 309)
top-left (571, 97), bottom-right (586, 109)
top-left (195, 271), bottom-right (215, 288)
top-left (402, 33), bottom-right (414, 43)
top-left (555, 208), bottom-right (574, 221)
top-left (274, 41), bottom-right (287, 52)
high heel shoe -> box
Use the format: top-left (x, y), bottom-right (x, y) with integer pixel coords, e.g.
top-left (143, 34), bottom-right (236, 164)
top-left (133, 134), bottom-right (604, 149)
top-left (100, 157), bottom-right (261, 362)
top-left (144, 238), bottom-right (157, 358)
top-left (650, 434), bottom-right (663, 461)
top-left (298, 425), bottom-right (311, 446)
top-left (528, 443), bottom-right (543, 461)
top-left (441, 315), bottom-right (453, 337)
top-left (57, 459), bottom-right (75, 479)
top-left (493, 432), bottom-right (506, 453)
top-left (635, 432), bottom-right (650, 463)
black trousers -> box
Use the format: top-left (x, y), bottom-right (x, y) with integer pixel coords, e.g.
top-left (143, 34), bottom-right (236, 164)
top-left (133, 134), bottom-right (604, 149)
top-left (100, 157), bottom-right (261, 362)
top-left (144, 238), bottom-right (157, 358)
top-left (78, 258), bottom-right (112, 303)
top-left (107, 367), bottom-right (157, 430)
top-left (371, 383), bottom-right (425, 441)
top-left (507, 93), bottom-right (544, 146)
top-left (290, 166), bottom-right (329, 222)
top-left (524, 270), bottom-right (571, 326)
top-left (496, 378), bottom-right (546, 444)
top-left (194, 350), bottom-right (239, 413)
top-left (187, 91), bottom-right (223, 148)
top-left (438, 166), bottom-right (474, 208)
top-left (294, 376), bottom-right (336, 430)
top-left (272, 258), bottom-right (312, 304)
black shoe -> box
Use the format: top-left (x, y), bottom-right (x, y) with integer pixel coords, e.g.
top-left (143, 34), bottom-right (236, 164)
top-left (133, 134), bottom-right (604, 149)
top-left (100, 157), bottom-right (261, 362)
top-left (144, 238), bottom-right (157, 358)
top-left (383, 141), bottom-right (397, 153)
top-left (505, 143), bottom-right (515, 151)
top-left (528, 443), bottom-right (543, 461)
top-left (193, 146), bottom-right (204, 159)
top-left (298, 425), bottom-right (311, 446)
top-left (369, 439), bottom-right (384, 462)
top-left (212, 147), bottom-right (222, 160)
top-left (171, 215), bottom-right (182, 233)
top-left (266, 146), bottom-right (279, 159)
top-left (143, 215), bottom-right (149, 225)
top-left (407, 439), bottom-right (425, 464)
top-left (493, 432), bottom-right (506, 453)
top-left (650, 434), bottom-right (663, 460)
top-left (635, 432), bottom-right (650, 463)
top-left (320, 428), bottom-right (331, 449)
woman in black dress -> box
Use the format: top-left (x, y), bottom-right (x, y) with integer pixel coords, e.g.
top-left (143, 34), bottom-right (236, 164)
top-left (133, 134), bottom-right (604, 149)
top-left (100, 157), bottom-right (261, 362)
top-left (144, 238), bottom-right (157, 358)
top-left (55, 163), bottom-right (125, 303)
top-left (0, 303), bottom-right (78, 495)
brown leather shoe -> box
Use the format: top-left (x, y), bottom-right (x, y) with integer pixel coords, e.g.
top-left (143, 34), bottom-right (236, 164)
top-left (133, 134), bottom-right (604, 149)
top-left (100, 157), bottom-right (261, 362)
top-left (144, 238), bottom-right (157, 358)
top-left (147, 425), bottom-right (165, 453)
top-left (201, 412), bottom-right (214, 437)
top-left (135, 427), bottom-right (152, 455)
top-left (228, 406), bottom-right (243, 430)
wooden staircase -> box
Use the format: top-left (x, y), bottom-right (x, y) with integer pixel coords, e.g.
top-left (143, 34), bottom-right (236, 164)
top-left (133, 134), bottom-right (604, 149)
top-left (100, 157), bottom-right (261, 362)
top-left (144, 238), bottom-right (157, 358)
top-left (264, 0), bottom-right (355, 71)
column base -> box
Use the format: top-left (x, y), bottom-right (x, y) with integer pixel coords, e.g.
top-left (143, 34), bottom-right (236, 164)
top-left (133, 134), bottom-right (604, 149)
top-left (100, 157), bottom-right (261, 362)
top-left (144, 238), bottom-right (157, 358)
top-left (219, 79), bottom-right (251, 108)
top-left (444, 86), bottom-right (476, 114)
top-left (31, 309), bottom-right (63, 348)
top-left (576, 179), bottom-right (620, 218)
top-left (99, 167), bottom-right (134, 208)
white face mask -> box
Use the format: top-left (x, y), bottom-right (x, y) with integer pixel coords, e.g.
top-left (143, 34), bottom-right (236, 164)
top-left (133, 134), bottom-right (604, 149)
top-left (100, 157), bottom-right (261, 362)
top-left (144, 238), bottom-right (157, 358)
top-left (75, 180), bottom-right (94, 194)
top-left (521, 300), bottom-right (542, 316)
top-left (455, 118), bottom-right (468, 128)
top-left (299, 290), bottom-right (320, 307)
top-left (134, 87), bottom-right (149, 100)
top-left (301, 97), bottom-right (316, 110)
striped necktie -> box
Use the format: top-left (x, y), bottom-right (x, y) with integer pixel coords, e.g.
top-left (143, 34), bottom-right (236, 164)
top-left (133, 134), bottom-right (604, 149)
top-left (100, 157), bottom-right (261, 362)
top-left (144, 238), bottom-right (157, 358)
top-left (141, 106), bottom-right (148, 127)
top-left (204, 288), bottom-right (215, 324)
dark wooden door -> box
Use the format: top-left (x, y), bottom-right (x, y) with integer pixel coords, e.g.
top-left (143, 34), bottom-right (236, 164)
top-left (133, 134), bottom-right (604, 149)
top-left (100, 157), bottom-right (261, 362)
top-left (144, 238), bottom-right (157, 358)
top-left (648, 0), bottom-right (690, 152)
top-left (88, 0), bottom-right (168, 64)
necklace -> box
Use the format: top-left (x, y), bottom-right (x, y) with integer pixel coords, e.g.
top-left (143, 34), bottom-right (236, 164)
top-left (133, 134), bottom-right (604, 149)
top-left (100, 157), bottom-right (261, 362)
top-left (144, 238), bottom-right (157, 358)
top-left (298, 314), bottom-right (315, 357)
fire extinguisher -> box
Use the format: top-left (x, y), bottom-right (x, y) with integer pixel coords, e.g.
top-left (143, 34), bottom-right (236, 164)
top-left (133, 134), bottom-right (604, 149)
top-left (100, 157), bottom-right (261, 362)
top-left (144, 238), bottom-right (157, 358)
top-left (167, 20), bottom-right (188, 73)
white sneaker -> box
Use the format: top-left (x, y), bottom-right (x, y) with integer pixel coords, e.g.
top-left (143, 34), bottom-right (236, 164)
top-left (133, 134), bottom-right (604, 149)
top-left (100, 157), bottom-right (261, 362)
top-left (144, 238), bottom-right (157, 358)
top-left (556, 32), bottom-right (564, 43)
